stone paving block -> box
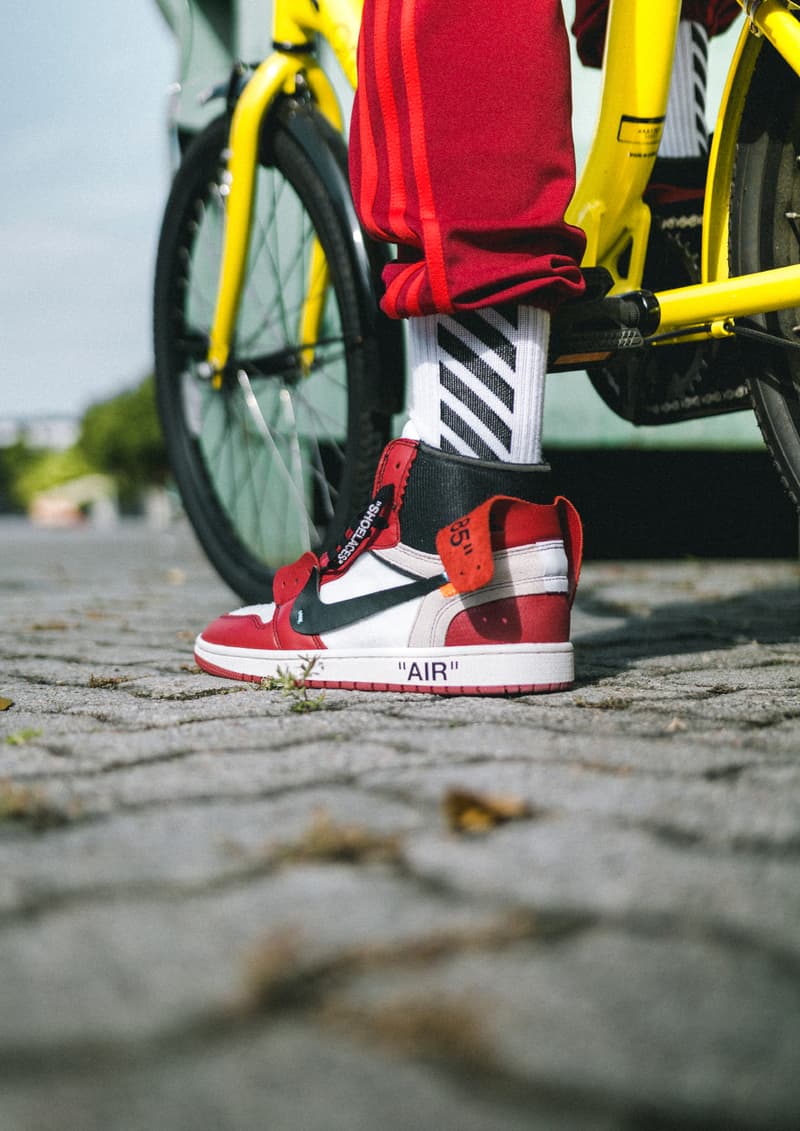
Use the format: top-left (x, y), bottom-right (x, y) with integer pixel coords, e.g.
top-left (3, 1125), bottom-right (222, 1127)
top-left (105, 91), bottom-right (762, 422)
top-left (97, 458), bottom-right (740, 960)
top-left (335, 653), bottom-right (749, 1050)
top-left (361, 756), bottom-right (800, 849)
top-left (334, 928), bottom-right (800, 1128)
top-left (0, 1021), bottom-right (615, 1131)
top-left (402, 816), bottom-right (800, 959)
top-left (31, 748), bottom-right (379, 811)
top-left (0, 865), bottom-right (505, 1049)
top-left (0, 787), bottom-right (425, 909)
top-left (352, 706), bottom-right (785, 775)
top-left (1, 520), bottom-right (799, 1128)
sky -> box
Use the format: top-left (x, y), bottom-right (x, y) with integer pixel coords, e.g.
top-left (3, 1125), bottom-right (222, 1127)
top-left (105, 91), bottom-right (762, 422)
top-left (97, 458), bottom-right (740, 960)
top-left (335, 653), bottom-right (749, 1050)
top-left (3, 2), bottom-right (176, 419)
top-left (2, 4), bottom-right (742, 425)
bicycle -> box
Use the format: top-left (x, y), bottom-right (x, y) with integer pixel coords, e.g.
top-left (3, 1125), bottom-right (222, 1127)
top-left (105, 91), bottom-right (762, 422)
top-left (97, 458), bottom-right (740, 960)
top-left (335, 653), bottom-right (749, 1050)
top-left (153, 0), bottom-right (401, 603)
top-left (154, 0), bottom-right (800, 604)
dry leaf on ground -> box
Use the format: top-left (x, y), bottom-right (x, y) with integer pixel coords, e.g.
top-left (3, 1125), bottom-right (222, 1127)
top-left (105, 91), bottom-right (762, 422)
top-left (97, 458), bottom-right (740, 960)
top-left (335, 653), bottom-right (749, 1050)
top-left (272, 809), bottom-right (403, 866)
top-left (442, 788), bottom-right (534, 834)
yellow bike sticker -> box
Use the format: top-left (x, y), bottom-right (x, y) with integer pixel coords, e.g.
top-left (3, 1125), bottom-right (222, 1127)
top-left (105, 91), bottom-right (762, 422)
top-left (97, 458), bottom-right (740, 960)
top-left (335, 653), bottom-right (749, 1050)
top-left (617, 115), bottom-right (665, 147)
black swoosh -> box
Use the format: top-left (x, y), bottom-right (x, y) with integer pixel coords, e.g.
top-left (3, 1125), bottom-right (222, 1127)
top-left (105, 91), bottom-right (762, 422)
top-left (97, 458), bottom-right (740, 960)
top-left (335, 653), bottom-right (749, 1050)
top-left (290, 568), bottom-right (447, 636)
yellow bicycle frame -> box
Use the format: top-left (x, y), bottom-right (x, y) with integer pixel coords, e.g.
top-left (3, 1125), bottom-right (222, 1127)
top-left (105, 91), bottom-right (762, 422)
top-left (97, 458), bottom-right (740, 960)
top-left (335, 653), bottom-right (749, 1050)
top-left (205, 0), bottom-right (361, 379)
top-left (569, 0), bottom-right (800, 340)
top-left (566, 1), bottom-right (679, 292)
top-left (206, 0), bottom-right (800, 380)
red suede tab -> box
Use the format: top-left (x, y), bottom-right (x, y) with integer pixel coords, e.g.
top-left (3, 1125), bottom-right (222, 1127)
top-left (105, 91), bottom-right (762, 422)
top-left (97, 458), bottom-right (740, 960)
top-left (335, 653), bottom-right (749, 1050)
top-left (371, 439), bottom-right (418, 549)
top-left (555, 496), bottom-right (583, 603)
top-left (437, 495), bottom-right (573, 595)
top-left (273, 552), bottom-right (318, 605)
top-left (436, 497), bottom-right (498, 595)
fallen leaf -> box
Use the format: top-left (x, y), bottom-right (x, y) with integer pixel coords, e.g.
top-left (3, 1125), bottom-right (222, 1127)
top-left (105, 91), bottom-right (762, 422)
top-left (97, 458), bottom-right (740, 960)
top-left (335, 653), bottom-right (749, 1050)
top-left (241, 928), bottom-right (305, 1010)
top-left (272, 809), bottom-right (403, 866)
top-left (323, 996), bottom-right (495, 1069)
top-left (442, 788), bottom-right (534, 834)
top-left (573, 695), bottom-right (632, 711)
top-left (0, 698), bottom-right (13, 711)
top-left (88, 674), bottom-right (131, 689)
top-left (0, 779), bottom-right (81, 829)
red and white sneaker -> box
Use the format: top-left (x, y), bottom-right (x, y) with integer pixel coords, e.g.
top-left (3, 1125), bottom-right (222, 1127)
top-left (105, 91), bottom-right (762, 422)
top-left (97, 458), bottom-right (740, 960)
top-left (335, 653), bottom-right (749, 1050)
top-left (194, 439), bottom-right (582, 696)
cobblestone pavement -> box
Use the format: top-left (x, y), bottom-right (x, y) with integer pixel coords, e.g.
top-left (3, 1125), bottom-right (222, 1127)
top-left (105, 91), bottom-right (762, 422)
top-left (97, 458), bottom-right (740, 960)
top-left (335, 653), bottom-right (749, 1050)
top-left (1, 517), bottom-right (799, 1131)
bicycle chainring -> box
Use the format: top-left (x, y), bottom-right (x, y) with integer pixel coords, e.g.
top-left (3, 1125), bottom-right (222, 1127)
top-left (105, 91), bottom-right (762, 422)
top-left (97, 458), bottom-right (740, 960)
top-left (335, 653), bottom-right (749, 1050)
top-left (586, 212), bottom-right (751, 425)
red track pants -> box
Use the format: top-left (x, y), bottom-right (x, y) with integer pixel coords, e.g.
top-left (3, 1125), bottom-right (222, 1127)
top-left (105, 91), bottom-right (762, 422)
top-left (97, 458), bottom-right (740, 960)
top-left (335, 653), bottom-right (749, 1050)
top-left (349, 0), bottom-right (586, 318)
top-left (349, 0), bottom-right (742, 319)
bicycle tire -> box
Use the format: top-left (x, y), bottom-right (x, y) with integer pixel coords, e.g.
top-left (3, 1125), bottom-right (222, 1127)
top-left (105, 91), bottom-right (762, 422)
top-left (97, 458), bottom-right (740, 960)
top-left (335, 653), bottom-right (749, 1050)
top-left (729, 37), bottom-right (800, 510)
top-left (154, 104), bottom-right (392, 603)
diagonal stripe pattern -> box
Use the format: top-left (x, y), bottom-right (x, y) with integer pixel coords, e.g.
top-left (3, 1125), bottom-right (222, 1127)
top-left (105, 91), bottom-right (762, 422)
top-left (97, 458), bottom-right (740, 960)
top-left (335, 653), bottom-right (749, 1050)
top-left (690, 22), bottom-right (709, 156)
top-left (437, 308), bottom-right (517, 460)
top-left (406, 304), bottom-right (549, 465)
top-left (661, 21), bottom-right (710, 159)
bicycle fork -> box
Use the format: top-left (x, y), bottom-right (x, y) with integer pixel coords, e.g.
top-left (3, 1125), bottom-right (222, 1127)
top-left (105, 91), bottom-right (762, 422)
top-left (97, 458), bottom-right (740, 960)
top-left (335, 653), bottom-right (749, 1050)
top-left (202, 53), bottom-right (344, 385)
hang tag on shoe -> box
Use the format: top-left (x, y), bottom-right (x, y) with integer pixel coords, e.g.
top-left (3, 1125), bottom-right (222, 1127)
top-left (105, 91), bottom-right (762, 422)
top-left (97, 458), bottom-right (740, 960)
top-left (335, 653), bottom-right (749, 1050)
top-left (436, 497), bottom-right (499, 596)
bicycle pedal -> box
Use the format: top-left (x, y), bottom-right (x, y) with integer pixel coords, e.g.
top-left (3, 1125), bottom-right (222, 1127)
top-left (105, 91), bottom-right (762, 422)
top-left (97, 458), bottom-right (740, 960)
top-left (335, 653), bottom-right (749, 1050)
top-left (548, 285), bottom-right (658, 370)
top-left (548, 325), bottom-right (644, 370)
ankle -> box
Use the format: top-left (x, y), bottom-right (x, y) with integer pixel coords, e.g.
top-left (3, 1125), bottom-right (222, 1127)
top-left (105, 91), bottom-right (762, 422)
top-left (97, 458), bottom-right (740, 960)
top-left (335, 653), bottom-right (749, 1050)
top-left (378, 440), bottom-right (553, 554)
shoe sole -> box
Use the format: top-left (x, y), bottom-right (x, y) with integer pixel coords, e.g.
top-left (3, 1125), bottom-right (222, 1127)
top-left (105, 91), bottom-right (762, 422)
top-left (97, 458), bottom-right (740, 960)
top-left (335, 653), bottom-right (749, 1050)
top-left (194, 638), bottom-right (574, 696)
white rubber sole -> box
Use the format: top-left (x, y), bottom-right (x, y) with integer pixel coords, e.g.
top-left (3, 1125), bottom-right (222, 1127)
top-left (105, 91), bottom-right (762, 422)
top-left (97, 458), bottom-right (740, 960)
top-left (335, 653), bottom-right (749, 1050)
top-left (194, 637), bottom-right (574, 695)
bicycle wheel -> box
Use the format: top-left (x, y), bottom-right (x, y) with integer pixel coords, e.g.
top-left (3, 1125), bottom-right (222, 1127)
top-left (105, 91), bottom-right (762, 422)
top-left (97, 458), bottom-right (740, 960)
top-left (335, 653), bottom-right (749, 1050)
top-left (154, 104), bottom-right (394, 603)
top-left (729, 37), bottom-right (800, 508)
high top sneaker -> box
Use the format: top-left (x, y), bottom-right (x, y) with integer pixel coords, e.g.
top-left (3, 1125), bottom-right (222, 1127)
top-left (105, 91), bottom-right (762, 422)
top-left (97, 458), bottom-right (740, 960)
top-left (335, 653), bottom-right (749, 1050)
top-left (194, 440), bottom-right (583, 695)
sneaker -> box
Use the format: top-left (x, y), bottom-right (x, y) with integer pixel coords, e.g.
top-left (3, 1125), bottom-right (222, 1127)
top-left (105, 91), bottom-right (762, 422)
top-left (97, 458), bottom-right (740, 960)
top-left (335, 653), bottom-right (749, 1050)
top-left (194, 439), bottom-right (583, 696)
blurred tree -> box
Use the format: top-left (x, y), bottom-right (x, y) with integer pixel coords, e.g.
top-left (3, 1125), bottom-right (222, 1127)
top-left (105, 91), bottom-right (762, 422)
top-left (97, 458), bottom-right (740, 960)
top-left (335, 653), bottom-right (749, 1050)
top-left (12, 446), bottom-right (98, 509)
top-left (0, 440), bottom-right (42, 512)
top-left (78, 375), bottom-right (168, 505)
top-left (0, 377), bottom-right (169, 513)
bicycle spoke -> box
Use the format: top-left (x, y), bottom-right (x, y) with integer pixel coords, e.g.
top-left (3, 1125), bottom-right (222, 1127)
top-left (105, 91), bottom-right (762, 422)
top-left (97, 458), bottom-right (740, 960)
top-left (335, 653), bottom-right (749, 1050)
top-left (236, 370), bottom-right (314, 551)
top-left (154, 111), bottom-right (388, 598)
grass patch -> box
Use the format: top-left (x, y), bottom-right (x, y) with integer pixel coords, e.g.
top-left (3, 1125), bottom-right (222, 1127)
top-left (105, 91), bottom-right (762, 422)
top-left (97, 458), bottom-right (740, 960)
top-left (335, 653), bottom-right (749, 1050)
top-left (4, 728), bottom-right (42, 746)
top-left (259, 657), bottom-right (326, 713)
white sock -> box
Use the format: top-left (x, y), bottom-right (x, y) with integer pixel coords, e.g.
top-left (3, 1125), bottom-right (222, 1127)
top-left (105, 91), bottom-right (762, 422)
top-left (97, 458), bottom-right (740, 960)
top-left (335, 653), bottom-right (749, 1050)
top-left (403, 306), bottom-right (549, 465)
top-left (661, 21), bottom-right (709, 158)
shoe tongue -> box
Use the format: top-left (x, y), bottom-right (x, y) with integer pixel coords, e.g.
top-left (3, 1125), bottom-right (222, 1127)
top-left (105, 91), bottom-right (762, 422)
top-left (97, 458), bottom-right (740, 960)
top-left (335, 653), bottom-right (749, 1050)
top-left (321, 485), bottom-right (395, 574)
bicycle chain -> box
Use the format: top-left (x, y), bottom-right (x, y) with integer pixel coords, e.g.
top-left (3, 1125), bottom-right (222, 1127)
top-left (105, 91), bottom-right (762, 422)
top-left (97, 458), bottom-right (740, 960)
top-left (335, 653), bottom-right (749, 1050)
top-left (659, 214), bottom-right (702, 231)
top-left (646, 217), bottom-right (749, 419)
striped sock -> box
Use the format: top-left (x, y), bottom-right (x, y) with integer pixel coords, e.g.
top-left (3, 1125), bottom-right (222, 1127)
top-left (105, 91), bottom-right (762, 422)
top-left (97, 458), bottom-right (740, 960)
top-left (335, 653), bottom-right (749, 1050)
top-left (661, 21), bottom-right (709, 158)
top-left (404, 306), bottom-right (549, 465)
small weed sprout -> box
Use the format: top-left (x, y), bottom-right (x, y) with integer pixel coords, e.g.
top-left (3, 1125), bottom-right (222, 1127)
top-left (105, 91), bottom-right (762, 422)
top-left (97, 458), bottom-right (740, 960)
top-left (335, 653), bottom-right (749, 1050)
top-left (4, 728), bottom-right (43, 746)
top-left (260, 657), bottom-right (326, 713)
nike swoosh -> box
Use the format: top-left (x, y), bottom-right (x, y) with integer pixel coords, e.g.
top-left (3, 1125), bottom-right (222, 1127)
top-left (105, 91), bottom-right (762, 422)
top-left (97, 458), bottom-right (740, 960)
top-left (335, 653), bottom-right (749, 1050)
top-left (290, 568), bottom-right (447, 636)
